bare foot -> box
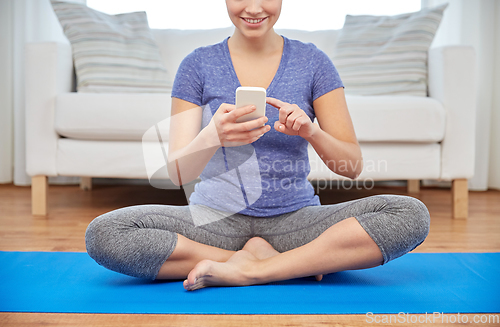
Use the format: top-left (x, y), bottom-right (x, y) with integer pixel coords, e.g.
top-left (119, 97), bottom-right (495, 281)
top-left (183, 238), bottom-right (275, 291)
top-left (183, 249), bottom-right (261, 291)
top-left (243, 237), bottom-right (322, 282)
top-left (183, 237), bottom-right (322, 291)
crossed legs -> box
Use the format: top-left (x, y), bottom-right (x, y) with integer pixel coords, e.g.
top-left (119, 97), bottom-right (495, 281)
top-left (179, 216), bottom-right (383, 290)
top-left (86, 195), bottom-right (430, 289)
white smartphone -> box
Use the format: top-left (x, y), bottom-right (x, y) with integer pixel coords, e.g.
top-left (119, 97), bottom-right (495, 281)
top-left (235, 86), bottom-right (266, 123)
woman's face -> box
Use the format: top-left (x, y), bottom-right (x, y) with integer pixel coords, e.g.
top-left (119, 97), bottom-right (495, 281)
top-left (226, 0), bottom-right (282, 38)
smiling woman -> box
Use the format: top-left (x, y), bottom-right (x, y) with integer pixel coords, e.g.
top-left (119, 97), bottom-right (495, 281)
top-left (86, 0), bottom-right (420, 30)
top-left (83, 0), bottom-right (432, 292)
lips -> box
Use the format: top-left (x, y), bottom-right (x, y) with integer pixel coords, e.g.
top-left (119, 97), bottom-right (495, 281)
top-left (241, 17), bottom-right (267, 24)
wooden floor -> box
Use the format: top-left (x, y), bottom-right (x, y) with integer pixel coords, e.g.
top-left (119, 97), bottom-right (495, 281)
top-left (1, 183), bottom-right (499, 326)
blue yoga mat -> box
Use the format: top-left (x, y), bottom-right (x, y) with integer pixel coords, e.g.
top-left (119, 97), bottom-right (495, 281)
top-left (0, 251), bottom-right (498, 314)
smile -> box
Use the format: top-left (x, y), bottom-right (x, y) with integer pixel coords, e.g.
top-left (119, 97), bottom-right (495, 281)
top-left (242, 17), bottom-right (267, 24)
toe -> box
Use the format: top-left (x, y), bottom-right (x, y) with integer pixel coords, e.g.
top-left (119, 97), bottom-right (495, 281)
top-left (184, 260), bottom-right (214, 291)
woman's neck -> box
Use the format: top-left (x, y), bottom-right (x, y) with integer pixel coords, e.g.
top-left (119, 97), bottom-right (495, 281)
top-left (228, 29), bottom-right (283, 57)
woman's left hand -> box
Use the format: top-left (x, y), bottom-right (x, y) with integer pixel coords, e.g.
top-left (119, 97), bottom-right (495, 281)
top-left (266, 97), bottom-right (318, 139)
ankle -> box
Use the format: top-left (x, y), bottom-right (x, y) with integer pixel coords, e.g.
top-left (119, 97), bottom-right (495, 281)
top-left (246, 257), bottom-right (272, 284)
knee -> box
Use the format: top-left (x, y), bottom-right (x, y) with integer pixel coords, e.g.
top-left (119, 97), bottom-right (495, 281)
top-left (390, 195), bottom-right (431, 246)
top-left (367, 195), bottom-right (431, 263)
top-left (85, 214), bottom-right (116, 265)
top-left (406, 196), bottom-right (430, 242)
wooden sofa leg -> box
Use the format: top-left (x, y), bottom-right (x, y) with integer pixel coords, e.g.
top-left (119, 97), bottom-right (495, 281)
top-left (32, 175), bottom-right (48, 216)
top-left (407, 179), bottom-right (420, 193)
top-left (452, 178), bottom-right (468, 219)
top-left (80, 177), bottom-right (92, 191)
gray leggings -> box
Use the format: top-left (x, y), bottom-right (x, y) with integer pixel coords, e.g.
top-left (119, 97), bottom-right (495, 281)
top-left (85, 194), bottom-right (430, 280)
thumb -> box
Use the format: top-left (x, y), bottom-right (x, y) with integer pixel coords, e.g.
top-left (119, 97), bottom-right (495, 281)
top-left (274, 121), bottom-right (285, 132)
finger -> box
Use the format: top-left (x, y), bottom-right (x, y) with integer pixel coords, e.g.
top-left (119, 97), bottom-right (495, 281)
top-left (274, 121), bottom-right (286, 133)
top-left (227, 105), bottom-right (256, 121)
top-left (315, 274), bottom-right (323, 282)
top-left (246, 125), bottom-right (271, 143)
top-left (241, 124), bottom-right (270, 139)
top-left (219, 103), bottom-right (235, 114)
top-left (287, 111), bottom-right (303, 130)
top-left (229, 116), bottom-right (268, 133)
top-left (225, 125), bottom-right (270, 143)
top-left (219, 117), bottom-right (267, 137)
top-left (254, 124), bottom-right (271, 136)
top-left (293, 116), bottom-right (311, 133)
top-left (279, 105), bottom-right (293, 125)
top-left (291, 118), bottom-right (303, 132)
top-left (266, 97), bottom-right (286, 109)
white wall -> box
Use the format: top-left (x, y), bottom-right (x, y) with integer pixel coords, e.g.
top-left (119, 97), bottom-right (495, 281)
top-left (0, 0), bottom-right (81, 185)
top-left (423, 0), bottom-right (499, 191)
top-left (0, 0), bottom-right (14, 183)
top-left (488, 1), bottom-right (500, 190)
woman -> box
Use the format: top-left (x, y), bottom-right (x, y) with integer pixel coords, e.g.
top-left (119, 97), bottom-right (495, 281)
top-left (85, 0), bottom-right (430, 291)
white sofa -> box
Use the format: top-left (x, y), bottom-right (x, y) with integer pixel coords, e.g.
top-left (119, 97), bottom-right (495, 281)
top-left (25, 27), bottom-right (476, 218)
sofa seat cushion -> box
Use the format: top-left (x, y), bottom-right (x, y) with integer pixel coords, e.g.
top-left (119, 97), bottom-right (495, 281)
top-left (55, 93), bottom-right (171, 142)
top-left (346, 95), bottom-right (445, 143)
top-left (307, 142), bottom-right (441, 181)
top-left (55, 93), bottom-right (445, 143)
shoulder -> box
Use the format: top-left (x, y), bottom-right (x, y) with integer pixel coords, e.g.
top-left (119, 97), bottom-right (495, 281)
top-left (282, 36), bottom-right (334, 75)
top-left (284, 36), bottom-right (328, 60)
top-left (183, 39), bottom-right (227, 65)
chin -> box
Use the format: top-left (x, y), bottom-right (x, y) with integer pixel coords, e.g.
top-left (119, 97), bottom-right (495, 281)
top-left (235, 24), bottom-right (276, 40)
top-left (241, 30), bottom-right (271, 39)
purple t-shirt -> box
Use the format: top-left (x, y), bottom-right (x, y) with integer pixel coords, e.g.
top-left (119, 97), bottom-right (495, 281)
top-left (171, 36), bottom-right (343, 217)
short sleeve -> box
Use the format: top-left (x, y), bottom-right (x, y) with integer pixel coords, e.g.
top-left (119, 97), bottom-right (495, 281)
top-left (312, 49), bottom-right (344, 101)
top-left (171, 50), bottom-right (203, 106)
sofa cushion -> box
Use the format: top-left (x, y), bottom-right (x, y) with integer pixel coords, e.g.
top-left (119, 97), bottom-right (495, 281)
top-left (332, 4), bottom-right (447, 96)
top-left (55, 93), bottom-right (171, 142)
top-left (55, 138), bottom-right (441, 181)
top-left (55, 93), bottom-right (445, 143)
top-left (51, 1), bottom-right (169, 93)
top-left (307, 142), bottom-right (441, 181)
top-left (346, 95), bottom-right (445, 143)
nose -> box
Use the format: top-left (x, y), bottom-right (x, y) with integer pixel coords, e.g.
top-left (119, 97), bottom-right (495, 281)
top-left (245, 0), bottom-right (263, 16)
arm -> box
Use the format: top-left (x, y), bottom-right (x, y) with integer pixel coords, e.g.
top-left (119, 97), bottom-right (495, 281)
top-left (167, 98), bottom-right (271, 186)
top-left (267, 87), bottom-right (362, 179)
top-left (309, 88), bottom-right (362, 179)
top-left (166, 98), bottom-right (218, 186)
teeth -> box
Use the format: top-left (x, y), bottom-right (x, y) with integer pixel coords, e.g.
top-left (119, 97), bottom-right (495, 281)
top-left (244, 18), bottom-right (264, 24)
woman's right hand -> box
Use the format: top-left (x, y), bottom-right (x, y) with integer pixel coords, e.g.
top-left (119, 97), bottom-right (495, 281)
top-left (210, 103), bottom-right (271, 147)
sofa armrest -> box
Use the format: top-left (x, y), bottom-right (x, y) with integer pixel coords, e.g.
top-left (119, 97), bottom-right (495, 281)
top-left (428, 45), bottom-right (476, 180)
top-left (25, 42), bottom-right (74, 176)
